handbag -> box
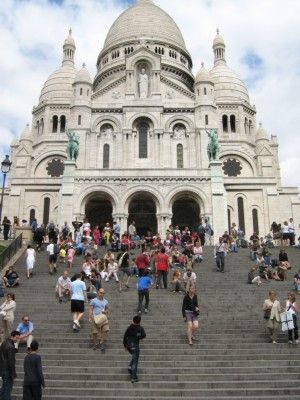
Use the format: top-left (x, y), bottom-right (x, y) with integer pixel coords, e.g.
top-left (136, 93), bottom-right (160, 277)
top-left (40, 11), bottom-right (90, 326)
top-left (94, 313), bottom-right (108, 327)
top-left (280, 311), bottom-right (294, 332)
top-left (263, 309), bottom-right (271, 320)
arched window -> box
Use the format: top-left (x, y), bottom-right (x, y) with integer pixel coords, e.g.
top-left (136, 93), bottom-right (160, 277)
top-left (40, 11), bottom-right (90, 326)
top-left (138, 121), bottom-right (148, 158)
top-left (103, 144), bottom-right (110, 169)
top-left (43, 197), bottom-right (50, 226)
top-left (230, 115), bottom-right (236, 133)
top-left (40, 118), bottom-right (44, 134)
top-left (237, 197), bottom-right (245, 233)
top-left (249, 119), bottom-right (252, 135)
top-left (222, 115), bottom-right (228, 132)
top-left (205, 115), bottom-right (209, 125)
top-left (52, 115), bottom-right (58, 133)
top-left (204, 87), bottom-right (207, 95)
top-left (60, 115), bottom-right (66, 132)
top-left (29, 209), bottom-right (35, 225)
top-left (78, 115), bottom-right (81, 126)
top-left (80, 88), bottom-right (83, 95)
top-left (37, 120), bottom-right (40, 135)
top-left (177, 144), bottom-right (183, 168)
top-left (252, 209), bottom-right (259, 234)
top-left (244, 117), bottom-right (248, 135)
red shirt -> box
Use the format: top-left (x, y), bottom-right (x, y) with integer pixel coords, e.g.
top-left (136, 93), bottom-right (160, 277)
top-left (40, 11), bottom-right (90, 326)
top-left (136, 253), bottom-right (149, 270)
top-left (156, 253), bottom-right (169, 271)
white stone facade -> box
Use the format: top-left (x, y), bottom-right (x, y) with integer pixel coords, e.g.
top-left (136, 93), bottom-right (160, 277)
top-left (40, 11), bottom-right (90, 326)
top-left (5, 0), bottom-right (300, 238)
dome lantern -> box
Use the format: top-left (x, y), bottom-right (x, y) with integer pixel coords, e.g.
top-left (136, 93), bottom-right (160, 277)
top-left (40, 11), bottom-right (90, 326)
top-left (213, 28), bottom-right (226, 66)
top-left (63, 28), bottom-right (76, 66)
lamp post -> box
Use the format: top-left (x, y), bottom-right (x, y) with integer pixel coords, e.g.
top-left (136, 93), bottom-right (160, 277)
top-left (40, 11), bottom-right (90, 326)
top-left (0, 155), bottom-right (12, 225)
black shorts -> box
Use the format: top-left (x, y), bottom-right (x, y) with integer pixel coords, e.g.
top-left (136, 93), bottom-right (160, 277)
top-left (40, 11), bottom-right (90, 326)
top-left (71, 300), bottom-right (84, 313)
top-left (49, 254), bottom-right (57, 263)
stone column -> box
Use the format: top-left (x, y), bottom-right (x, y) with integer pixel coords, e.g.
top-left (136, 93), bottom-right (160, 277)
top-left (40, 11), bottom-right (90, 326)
top-left (57, 160), bottom-right (76, 226)
top-left (210, 161), bottom-right (227, 242)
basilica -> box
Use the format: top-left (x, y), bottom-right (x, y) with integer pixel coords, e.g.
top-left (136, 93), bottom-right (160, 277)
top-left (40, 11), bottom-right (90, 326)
top-left (6, 0), bottom-right (300, 237)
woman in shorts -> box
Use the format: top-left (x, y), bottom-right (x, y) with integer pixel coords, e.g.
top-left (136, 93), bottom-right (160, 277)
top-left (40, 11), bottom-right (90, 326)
top-left (182, 285), bottom-right (199, 346)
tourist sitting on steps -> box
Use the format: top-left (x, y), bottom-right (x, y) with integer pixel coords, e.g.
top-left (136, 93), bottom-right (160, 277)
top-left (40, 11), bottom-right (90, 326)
top-left (247, 267), bottom-right (262, 286)
top-left (294, 269), bottom-right (300, 293)
top-left (105, 259), bottom-right (119, 283)
top-left (3, 266), bottom-right (19, 288)
top-left (56, 271), bottom-right (72, 303)
top-left (16, 315), bottom-right (34, 352)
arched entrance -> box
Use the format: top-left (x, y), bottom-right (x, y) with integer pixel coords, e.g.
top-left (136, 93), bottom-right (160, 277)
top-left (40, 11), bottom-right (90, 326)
top-left (128, 193), bottom-right (157, 235)
top-left (85, 194), bottom-right (113, 229)
top-left (171, 195), bottom-right (201, 231)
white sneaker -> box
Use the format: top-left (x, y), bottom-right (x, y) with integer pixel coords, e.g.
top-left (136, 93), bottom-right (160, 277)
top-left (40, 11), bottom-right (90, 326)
top-left (295, 339), bottom-right (299, 344)
top-left (74, 320), bottom-right (80, 328)
top-left (288, 340), bottom-right (293, 344)
top-left (144, 309), bottom-right (148, 314)
top-left (105, 278), bottom-right (109, 282)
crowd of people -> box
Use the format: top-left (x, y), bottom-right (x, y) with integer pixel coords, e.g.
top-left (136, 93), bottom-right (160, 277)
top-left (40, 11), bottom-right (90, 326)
top-left (0, 215), bottom-right (299, 396)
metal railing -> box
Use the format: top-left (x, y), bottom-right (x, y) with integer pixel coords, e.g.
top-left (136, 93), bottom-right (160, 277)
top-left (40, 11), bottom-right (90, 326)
top-left (0, 233), bottom-right (23, 269)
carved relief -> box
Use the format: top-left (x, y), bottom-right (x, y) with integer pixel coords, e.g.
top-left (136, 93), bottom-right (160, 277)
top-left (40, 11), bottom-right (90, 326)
top-left (172, 123), bottom-right (186, 139)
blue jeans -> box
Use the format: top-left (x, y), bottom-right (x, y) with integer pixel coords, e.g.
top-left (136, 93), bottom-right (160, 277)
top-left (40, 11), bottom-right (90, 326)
top-left (128, 345), bottom-right (140, 379)
top-left (0, 372), bottom-right (14, 400)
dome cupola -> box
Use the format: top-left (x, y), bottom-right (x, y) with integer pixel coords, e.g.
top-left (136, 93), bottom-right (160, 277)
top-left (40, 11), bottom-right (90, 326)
top-left (74, 63), bottom-right (92, 85)
top-left (195, 62), bottom-right (212, 83)
top-left (39, 30), bottom-right (77, 103)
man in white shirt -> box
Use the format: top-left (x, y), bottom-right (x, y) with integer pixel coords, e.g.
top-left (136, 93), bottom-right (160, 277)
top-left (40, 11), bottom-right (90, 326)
top-left (56, 271), bottom-right (72, 303)
top-left (288, 218), bottom-right (295, 246)
top-left (46, 240), bottom-right (57, 274)
top-left (70, 273), bottom-right (87, 331)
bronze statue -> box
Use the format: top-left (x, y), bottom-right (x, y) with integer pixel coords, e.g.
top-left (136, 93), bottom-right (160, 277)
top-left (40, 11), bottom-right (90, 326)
top-left (206, 129), bottom-right (219, 162)
top-left (66, 130), bottom-right (79, 161)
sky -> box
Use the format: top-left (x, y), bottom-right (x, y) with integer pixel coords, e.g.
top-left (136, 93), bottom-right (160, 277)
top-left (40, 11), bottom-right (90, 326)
top-left (0, 0), bottom-right (299, 186)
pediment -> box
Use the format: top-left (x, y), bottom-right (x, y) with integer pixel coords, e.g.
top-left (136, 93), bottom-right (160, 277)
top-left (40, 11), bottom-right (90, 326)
top-left (126, 46), bottom-right (161, 70)
top-left (257, 145), bottom-right (272, 156)
top-left (16, 145), bottom-right (30, 156)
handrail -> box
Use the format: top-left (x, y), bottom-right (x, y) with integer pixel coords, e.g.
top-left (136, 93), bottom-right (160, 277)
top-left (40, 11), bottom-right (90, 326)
top-left (0, 233), bottom-right (23, 269)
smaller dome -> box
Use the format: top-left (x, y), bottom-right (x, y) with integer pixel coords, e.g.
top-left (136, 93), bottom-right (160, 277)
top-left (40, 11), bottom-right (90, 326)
top-left (20, 123), bottom-right (32, 141)
top-left (195, 62), bottom-right (212, 83)
top-left (64, 28), bottom-right (75, 47)
top-left (210, 63), bottom-right (249, 103)
top-left (256, 122), bottom-right (269, 141)
top-left (39, 64), bottom-right (76, 103)
top-left (213, 29), bottom-right (225, 47)
top-left (74, 63), bottom-right (92, 85)
top-left (11, 137), bottom-right (19, 147)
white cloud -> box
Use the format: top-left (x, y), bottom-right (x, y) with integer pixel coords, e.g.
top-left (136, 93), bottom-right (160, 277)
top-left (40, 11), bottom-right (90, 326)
top-left (0, 0), bottom-right (299, 187)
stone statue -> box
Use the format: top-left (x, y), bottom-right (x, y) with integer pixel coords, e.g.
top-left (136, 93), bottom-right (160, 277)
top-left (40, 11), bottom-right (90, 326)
top-left (138, 68), bottom-right (149, 98)
top-left (206, 129), bottom-right (219, 162)
top-left (66, 129), bottom-right (79, 161)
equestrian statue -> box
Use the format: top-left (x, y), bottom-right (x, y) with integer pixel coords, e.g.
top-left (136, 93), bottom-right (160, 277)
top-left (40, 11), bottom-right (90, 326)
top-left (206, 129), bottom-right (219, 162)
top-left (66, 129), bottom-right (79, 162)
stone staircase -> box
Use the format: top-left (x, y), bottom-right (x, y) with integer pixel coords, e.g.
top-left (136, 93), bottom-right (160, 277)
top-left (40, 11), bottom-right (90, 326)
top-left (7, 246), bottom-right (300, 399)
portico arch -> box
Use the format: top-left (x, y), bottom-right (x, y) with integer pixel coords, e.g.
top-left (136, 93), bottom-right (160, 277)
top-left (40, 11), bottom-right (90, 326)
top-left (84, 191), bottom-right (115, 229)
top-left (169, 190), bottom-right (203, 231)
top-left (124, 190), bottom-right (160, 235)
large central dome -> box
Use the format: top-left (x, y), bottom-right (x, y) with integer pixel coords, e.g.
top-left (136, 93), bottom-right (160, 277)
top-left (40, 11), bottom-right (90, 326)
top-left (103, 0), bottom-right (187, 52)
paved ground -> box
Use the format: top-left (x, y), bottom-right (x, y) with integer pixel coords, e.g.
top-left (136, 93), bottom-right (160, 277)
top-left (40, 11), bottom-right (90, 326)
top-left (4, 245), bottom-right (300, 399)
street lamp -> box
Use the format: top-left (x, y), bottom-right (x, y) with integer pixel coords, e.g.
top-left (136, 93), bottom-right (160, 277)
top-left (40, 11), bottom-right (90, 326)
top-left (0, 155), bottom-right (12, 225)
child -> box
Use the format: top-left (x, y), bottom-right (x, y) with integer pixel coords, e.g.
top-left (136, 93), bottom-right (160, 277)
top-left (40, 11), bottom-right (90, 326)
top-left (59, 246), bottom-right (66, 263)
top-left (67, 246), bottom-right (75, 269)
top-left (170, 269), bottom-right (183, 293)
top-left (105, 260), bottom-right (119, 282)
